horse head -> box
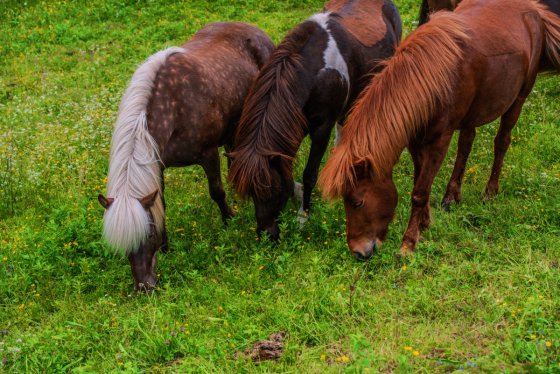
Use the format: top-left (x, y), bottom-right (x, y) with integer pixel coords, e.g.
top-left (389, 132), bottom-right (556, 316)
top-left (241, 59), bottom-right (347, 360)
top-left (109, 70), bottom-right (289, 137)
top-left (98, 190), bottom-right (163, 292)
top-left (340, 164), bottom-right (397, 260)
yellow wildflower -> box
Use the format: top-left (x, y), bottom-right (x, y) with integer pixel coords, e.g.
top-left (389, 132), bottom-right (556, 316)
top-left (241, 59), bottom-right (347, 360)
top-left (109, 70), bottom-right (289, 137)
top-left (413, 351), bottom-right (420, 357)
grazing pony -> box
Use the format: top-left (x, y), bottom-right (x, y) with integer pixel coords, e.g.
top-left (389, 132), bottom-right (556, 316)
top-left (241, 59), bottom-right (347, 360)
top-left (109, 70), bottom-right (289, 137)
top-left (98, 23), bottom-right (273, 290)
top-left (320, 0), bottom-right (560, 259)
top-left (228, 0), bottom-right (401, 239)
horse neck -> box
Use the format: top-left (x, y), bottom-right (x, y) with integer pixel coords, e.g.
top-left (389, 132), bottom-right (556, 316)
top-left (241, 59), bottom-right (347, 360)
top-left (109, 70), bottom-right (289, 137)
top-left (237, 56), bottom-right (314, 163)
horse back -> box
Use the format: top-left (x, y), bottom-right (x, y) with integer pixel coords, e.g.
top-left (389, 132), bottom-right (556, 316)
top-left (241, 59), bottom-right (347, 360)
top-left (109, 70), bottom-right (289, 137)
top-left (325, 0), bottom-right (400, 47)
top-left (147, 22), bottom-right (273, 166)
top-left (448, 0), bottom-right (545, 128)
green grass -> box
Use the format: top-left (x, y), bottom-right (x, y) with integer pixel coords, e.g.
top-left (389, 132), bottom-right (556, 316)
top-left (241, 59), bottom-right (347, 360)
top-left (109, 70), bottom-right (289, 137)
top-left (1, 0), bottom-right (559, 372)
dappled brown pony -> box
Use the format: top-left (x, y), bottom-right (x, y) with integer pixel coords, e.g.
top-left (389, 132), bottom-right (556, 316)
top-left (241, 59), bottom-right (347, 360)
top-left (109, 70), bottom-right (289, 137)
top-left (228, 0), bottom-right (401, 240)
top-left (98, 22), bottom-right (273, 291)
top-left (320, 0), bottom-right (560, 259)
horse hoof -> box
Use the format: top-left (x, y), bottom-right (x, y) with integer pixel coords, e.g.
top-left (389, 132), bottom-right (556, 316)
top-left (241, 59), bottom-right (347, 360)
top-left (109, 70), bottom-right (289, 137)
top-left (136, 282), bottom-right (156, 293)
top-left (222, 209), bottom-right (235, 224)
top-left (441, 198), bottom-right (453, 211)
top-left (297, 208), bottom-right (308, 226)
top-left (483, 189), bottom-right (498, 200)
top-left (399, 242), bottom-right (415, 257)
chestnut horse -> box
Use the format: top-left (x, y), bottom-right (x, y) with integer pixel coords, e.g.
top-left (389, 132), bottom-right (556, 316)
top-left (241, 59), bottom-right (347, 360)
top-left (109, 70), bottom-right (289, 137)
top-left (98, 22), bottom-right (273, 290)
top-left (420, 0), bottom-right (560, 210)
top-left (228, 0), bottom-right (401, 240)
top-left (320, 0), bottom-right (560, 259)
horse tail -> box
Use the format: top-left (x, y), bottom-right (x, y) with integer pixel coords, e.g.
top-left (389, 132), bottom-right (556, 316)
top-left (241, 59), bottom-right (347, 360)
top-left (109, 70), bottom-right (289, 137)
top-left (534, 0), bottom-right (560, 70)
top-left (103, 47), bottom-right (184, 254)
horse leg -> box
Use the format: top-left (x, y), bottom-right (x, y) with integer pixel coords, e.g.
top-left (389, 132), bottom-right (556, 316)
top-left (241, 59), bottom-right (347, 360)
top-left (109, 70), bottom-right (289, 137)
top-left (298, 123), bottom-right (333, 225)
top-left (401, 129), bottom-right (454, 255)
top-left (408, 143), bottom-right (429, 231)
top-left (484, 97), bottom-right (526, 198)
top-left (441, 127), bottom-right (476, 210)
top-left (201, 147), bottom-right (234, 223)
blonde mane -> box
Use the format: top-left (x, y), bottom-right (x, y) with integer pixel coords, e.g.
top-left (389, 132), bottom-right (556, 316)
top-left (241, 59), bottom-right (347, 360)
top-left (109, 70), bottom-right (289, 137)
top-left (103, 47), bottom-right (184, 254)
top-left (320, 12), bottom-right (469, 198)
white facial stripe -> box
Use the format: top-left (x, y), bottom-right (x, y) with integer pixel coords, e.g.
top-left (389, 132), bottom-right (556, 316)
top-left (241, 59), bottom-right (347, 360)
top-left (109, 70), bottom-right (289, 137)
top-left (310, 12), bottom-right (349, 83)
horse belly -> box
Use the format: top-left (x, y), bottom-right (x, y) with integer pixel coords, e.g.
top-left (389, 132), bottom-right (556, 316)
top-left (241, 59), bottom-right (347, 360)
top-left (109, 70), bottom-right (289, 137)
top-left (461, 52), bottom-right (528, 127)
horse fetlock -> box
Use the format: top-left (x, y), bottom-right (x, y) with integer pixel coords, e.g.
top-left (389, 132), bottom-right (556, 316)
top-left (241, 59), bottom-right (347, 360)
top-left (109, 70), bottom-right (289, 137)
top-left (443, 189), bottom-right (462, 210)
top-left (399, 240), bottom-right (416, 256)
top-left (419, 208), bottom-right (431, 230)
top-left (484, 183), bottom-right (499, 199)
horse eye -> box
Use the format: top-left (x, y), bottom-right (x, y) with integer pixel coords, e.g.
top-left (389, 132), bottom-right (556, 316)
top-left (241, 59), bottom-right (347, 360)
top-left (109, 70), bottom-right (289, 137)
top-left (351, 200), bottom-right (364, 209)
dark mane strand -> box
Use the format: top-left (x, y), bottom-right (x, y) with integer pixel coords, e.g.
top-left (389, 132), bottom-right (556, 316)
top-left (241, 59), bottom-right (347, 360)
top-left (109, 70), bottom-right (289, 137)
top-left (229, 21), bottom-right (319, 200)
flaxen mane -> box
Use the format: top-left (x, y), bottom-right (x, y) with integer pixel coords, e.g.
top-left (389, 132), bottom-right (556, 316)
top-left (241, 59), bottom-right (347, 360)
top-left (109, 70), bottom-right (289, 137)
top-left (229, 22), bottom-right (318, 200)
top-left (103, 47), bottom-right (183, 254)
top-left (319, 12), bottom-right (469, 199)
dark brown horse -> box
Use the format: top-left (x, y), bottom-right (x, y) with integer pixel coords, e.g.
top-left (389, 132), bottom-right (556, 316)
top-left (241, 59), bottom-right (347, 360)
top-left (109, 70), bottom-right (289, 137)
top-left (98, 22), bottom-right (273, 290)
top-left (420, 0), bottom-right (560, 25)
top-left (420, 0), bottom-right (560, 210)
top-left (320, 0), bottom-right (560, 259)
top-left (228, 0), bottom-right (401, 240)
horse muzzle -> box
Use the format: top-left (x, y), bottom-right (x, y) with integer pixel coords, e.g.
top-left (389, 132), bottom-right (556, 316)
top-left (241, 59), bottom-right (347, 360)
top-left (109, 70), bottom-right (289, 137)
top-left (349, 238), bottom-right (382, 261)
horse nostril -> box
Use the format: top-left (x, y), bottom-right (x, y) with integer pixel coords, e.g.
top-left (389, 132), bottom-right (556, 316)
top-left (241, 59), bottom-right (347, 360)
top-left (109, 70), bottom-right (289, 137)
top-left (353, 250), bottom-right (372, 261)
top-left (352, 243), bottom-right (374, 261)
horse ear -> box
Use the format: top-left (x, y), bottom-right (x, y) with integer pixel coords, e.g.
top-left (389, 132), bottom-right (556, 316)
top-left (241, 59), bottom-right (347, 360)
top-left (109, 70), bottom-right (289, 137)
top-left (98, 194), bottom-right (114, 210)
top-left (139, 190), bottom-right (159, 210)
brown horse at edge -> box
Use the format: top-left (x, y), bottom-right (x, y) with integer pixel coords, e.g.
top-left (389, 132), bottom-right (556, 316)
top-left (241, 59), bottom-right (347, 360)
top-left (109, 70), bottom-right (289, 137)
top-left (320, 0), bottom-right (560, 259)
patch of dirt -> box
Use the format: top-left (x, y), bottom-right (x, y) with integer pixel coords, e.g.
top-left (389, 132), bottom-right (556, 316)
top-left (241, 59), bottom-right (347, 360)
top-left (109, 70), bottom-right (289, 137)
top-left (236, 331), bottom-right (286, 363)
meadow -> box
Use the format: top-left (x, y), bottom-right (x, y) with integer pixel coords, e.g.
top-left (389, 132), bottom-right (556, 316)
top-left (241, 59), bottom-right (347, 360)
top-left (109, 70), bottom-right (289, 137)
top-left (1, 0), bottom-right (559, 372)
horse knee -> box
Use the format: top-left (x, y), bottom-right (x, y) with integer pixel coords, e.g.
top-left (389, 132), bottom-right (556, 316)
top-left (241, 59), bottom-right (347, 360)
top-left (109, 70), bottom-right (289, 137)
top-left (411, 193), bottom-right (428, 208)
